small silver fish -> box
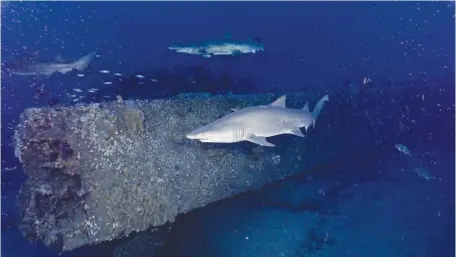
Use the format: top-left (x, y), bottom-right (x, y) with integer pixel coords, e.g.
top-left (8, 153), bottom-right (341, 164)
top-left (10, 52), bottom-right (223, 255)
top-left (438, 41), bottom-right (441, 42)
top-left (103, 81), bottom-right (112, 85)
top-left (414, 167), bottom-right (436, 180)
top-left (135, 74), bottom-right (144, 79)
top-left (3, 166), bottom-right (17, 171)
top-left (114, 73), bottom-right (123, 76)
top-left (150, 78), bottom-right (158, 82)
top-left (73, 88), bottom-right (83, 93)
top-left (394, 144), bottom-right (411, 155)
top-left (87, 88), bottom-right (99, 93)
top-left (77, 74), bottom-right (85, 77)
top-left (99, 70), bottom-right (110, 74)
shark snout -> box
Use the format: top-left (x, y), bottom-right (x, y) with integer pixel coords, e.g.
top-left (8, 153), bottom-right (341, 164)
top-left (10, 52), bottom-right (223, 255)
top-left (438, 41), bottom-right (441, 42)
top-left (186, 132), bottom-right (198, 139)
top-left (186, 129), bottom-right (203, 140)
top-left (186, 127), bottom-right (212, 141)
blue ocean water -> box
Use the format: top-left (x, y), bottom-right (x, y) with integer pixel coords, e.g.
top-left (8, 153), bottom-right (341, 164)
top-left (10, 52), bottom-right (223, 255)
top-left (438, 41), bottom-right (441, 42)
top-left (1, 1), bottom-right (455, 257)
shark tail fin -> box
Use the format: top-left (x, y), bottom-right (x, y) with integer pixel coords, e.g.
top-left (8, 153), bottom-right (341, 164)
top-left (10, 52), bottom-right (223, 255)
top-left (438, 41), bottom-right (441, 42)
top-left (311, 94), bottom-right (329, 129)
top-left (71, 52), bottom-right (96, 72)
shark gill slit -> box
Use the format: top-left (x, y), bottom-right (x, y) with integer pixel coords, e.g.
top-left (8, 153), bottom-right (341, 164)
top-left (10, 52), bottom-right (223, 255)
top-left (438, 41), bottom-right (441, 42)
top-left (233, 128), bottom-right (244, 141)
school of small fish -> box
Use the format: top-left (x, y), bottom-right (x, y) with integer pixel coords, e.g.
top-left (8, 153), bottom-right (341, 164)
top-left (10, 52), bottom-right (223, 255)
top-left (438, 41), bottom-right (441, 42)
top-left (66, 66), bottom-right (153, 102)
top-left (7, 37), bottom-right (267, 105)
top-left (394, 143), bottom-right (440, 181)
top-left (6, 41), bottom-right (444, 187)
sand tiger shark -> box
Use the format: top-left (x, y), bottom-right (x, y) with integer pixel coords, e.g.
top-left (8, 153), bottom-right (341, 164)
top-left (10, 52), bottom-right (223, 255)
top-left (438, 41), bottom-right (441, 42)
top-left (169, 38), bottom-right (264, 58)
top-left (186, 94), bottom-right (329, 147)
top-left (6, 52), bottom-right (96, 77)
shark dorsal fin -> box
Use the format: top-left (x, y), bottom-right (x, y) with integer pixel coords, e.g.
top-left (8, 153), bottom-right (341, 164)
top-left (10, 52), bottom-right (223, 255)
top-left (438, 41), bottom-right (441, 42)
top-left (270, 95), bottom-right (287, 108)
top-left (303, 101), bottom-right (309, 112)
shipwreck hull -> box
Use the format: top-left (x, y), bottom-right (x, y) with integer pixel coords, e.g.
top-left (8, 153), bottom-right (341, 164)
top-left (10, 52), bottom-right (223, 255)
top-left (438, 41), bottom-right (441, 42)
top-left (13, 93), bottom-right (324, 251)
top-left (14, 82), bottom-right (453, 252)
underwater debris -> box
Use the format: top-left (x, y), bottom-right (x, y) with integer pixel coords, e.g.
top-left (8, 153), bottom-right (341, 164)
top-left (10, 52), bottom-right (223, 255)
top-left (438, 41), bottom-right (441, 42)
top-left (115, 100), bottom-right (145, 136)
top-left (13, 120), bottom-right (86, 252)
top-left (13, 93), bottom-right (319, 252)
top-left (12, 79), bottom-right (453, 252)
top-left (116, 95), bottom-right (123, 104)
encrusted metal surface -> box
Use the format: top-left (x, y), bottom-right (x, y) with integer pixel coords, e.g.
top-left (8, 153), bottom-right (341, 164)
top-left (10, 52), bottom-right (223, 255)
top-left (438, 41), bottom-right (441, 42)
top-left (13, 93), bottom-right (317, 252)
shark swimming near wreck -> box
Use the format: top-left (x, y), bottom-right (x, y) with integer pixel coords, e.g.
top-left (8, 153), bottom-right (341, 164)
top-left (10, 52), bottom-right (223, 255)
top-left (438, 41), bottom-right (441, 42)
top-left (169, 38), bottom-right (264, 58)
top-left (5, 51), bottom-right (96, 77)
top-left (186, 94), bottom-right (329, 147)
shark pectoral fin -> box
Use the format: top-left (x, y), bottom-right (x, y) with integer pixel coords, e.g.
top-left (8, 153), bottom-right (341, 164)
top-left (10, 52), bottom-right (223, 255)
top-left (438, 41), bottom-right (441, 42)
top-left (197, 49), bottom-right (211, 58)
top-left (290, 128), bottom-right (305, 137)
top-left (245, 135), bottom-right (275, 147)
top-left (231, 108), bottom-right (240, 112)
top-left (231, 50), bottom-right (242, 56)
